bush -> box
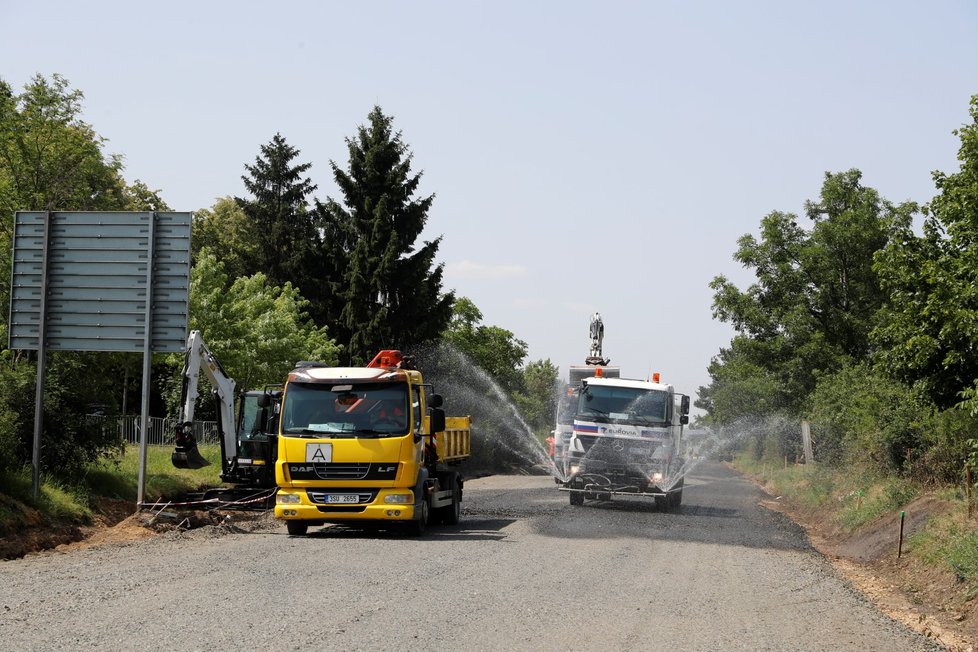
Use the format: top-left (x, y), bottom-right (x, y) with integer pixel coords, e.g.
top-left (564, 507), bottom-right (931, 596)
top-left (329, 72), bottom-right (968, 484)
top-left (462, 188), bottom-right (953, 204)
top-left (908, 407), bottom-right (978, 483)
top-left (0, 352), bottom-right (127, 481)
top-left (808, 363), bottom-right (930, 473)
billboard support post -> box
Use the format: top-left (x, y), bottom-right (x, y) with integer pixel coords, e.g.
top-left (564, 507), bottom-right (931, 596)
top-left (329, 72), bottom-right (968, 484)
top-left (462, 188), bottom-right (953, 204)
top-left (136, 212), bottom-right (157, 507)
top-left (30, 211), bottom-right (52, 500)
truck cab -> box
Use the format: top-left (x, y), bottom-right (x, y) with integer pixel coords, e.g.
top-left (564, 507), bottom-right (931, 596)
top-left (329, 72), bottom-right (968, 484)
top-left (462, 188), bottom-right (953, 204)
top-left (558, 373), bottom-right (690, 509)
top-left (274, 350), bottom-right (470, 536)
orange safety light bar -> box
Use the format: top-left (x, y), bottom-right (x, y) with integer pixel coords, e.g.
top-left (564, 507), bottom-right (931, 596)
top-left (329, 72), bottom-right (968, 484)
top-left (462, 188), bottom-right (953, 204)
top-left (367, 349), bottom-right (404, 368)
top-left (595, 367), bottom-right (604, 378)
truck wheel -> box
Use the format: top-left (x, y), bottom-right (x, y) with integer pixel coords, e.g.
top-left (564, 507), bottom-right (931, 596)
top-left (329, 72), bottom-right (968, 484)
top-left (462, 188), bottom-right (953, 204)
top-left (440, 479), bottom-right (462, 526)
top-left (668, 477), bottom-right (684, 511)
top-left (286, 521), bottom-right (308, 536)
top-left (407, 496), bottom-right (429, 536)
top-left (669, 488), bottom-right (683, 511)
top-left (569, 491), bottom-right (584, 506)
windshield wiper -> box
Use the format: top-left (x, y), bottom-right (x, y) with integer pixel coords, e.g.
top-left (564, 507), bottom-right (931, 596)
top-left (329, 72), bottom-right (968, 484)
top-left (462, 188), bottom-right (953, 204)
top-left (355, 429), bottom-right (398, 438)
top-left (287, 429), bottom-right (354, 438)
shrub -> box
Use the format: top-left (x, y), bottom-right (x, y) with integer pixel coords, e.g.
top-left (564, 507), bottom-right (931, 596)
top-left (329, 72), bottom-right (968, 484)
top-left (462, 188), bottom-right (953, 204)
top-left (0, 352), bottom-right (126, 481)
top-left (808, 363), bottom-right (930, 474)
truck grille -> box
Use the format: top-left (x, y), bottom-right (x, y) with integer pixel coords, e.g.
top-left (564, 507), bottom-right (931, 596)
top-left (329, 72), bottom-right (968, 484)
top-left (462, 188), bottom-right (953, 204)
top-left (286, 462), bottom-right (399, 482)
top-left (312, 462), bottom-right (371, 480)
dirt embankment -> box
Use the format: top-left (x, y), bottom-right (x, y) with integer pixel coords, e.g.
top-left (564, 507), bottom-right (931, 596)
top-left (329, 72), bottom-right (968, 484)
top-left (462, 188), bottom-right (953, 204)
top-left (756, 482), bottom-right (977, 651)
top-left (0, 495), bottom-right (271, 560)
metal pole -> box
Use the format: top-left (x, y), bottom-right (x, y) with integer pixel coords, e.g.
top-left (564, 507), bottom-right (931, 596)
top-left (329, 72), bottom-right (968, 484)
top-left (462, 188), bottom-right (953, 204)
top-left (967, 463), bottom-right (973, 519)
top-left (30, 211), bottom-right (52, 501)
top-left (897, 511), bottom-right (905, 558)
top-left (136, 212), bottom-right (157, 509)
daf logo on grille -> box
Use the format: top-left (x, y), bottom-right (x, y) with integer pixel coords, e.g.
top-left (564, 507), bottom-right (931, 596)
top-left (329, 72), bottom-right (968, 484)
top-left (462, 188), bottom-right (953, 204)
top-left (612, 439), bottom-right (625, 452)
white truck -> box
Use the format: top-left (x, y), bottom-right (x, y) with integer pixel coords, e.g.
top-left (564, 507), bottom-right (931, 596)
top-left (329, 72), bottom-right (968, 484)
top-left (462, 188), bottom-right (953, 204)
top-left (554, 314), bottom-right (690, 510)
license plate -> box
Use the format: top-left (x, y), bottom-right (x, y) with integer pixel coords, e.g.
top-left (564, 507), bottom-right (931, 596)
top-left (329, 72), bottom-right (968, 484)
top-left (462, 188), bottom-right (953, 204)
top-left (325, 494), bottom-right (360, 504)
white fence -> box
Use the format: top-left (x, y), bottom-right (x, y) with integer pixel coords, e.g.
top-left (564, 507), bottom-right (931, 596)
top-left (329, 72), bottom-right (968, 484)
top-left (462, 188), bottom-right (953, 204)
top-left (89, 415), bottom-right (219, 446)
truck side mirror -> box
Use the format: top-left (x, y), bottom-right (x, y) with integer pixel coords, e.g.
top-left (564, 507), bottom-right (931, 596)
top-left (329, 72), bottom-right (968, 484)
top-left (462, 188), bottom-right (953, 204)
top-left (680, 395), bottom-right (690, 416)
top-left (257, 393), bottom-right (271, 408)
top-left (429, 393), bottom-right (444, 409)
top-left (680, 415), bottom-right (689, 425)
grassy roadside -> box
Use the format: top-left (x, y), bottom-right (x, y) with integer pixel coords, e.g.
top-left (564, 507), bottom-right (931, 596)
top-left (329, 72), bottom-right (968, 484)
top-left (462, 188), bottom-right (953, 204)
top-left (0, 444), bottom-right (224, 535)
top-left (732, 454), bottom-right (978, 599)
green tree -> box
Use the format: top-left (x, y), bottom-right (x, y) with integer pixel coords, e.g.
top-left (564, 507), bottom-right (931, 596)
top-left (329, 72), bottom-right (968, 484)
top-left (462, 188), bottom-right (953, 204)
top-left (874, 95), bottom-right (978, 410)
top-left (695, 336), bottom-right (785, 425)
top-left (514, 358), bottom-right (559, 434)
top-left (191, 196), bottom-right (260, 281)
top-left (321, 106), bottom-right (454, 363)
top-left (706, 170), bottom-right (908, 420)
top-left (186, 250), bottom-right (339, 393)
top-left (0, 74), bottom-right (127, 219)
top-left (443, 297), bottom-right (527, 396)
top-left (120, 179), bottom-right (170, 211)
top-left (236, 134), bottom-right (326, 319)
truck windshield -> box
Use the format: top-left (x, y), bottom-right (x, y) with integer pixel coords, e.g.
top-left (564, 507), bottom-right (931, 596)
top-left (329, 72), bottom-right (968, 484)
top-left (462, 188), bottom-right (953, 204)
top-left (577, 385), bottom-right (669, 425)
top-left (281, 381), bottom-right (410, 437)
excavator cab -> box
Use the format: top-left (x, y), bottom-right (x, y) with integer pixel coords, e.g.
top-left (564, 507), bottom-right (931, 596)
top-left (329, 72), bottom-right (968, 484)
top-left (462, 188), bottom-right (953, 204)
top-left (229, 389), bottom-right (281, 487)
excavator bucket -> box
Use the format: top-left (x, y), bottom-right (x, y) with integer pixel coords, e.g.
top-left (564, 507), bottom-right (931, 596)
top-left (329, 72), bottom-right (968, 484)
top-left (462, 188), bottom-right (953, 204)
top-left (172, 445), bottom-right (211, 469)
top-left (171, 424), bottom-right (211, 469)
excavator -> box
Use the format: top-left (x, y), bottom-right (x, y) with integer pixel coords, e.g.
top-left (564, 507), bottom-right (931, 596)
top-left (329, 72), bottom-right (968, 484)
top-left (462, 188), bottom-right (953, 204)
top-left (170, 330), bottom-right (280, 505)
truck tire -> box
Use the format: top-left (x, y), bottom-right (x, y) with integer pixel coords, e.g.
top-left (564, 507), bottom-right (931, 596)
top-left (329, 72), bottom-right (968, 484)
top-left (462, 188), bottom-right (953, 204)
top-left (437, 475), bottom-right (462, 526)
top-left (407, 496), bottom-right (429, 536)
top-left (286, 521), bottom-right (308, 536)
top-left (569, 490), bottom-right (584, 506)
top-left (669, 477), bottom-right (684, 511)
top-left (668, 488), bottom-right (683, 511)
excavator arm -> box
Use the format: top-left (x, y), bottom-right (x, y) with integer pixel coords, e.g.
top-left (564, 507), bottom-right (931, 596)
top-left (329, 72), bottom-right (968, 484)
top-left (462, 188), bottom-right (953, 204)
top-left (171, 330), bottom-right (237, 470)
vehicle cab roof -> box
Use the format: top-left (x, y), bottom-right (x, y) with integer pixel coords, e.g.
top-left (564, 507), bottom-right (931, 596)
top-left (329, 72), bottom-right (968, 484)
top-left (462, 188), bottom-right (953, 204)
top-left (288, 365), bottom-right (419, 384)
top-left (582, 376), bottom-right (673, 392)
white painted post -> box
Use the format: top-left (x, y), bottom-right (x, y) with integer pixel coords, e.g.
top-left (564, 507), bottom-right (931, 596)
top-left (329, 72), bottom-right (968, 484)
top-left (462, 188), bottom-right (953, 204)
top-left (801, 420), bottom-right (814, 465)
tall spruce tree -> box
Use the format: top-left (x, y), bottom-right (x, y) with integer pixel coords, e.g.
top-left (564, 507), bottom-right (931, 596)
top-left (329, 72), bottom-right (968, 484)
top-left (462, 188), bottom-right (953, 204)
top-left (321, 106), bottom-right (454, 364)
top-left (236, 134), bottom-right (327, 320)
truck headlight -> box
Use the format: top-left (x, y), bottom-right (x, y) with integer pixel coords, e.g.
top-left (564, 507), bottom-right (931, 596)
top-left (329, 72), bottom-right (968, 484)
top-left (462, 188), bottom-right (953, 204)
top-left (384, 494), bottom-right (413, 504)
top-left (649, 472), bottom-right (664, 484)
top-left (278, 493), bottom-right (301, 504)
top-left (570, 465), bottom-right (581, 476)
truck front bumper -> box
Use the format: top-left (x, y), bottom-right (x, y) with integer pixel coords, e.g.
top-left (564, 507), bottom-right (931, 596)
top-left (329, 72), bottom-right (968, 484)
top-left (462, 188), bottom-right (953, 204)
top-left (274, 487), bottom-right (418, 523)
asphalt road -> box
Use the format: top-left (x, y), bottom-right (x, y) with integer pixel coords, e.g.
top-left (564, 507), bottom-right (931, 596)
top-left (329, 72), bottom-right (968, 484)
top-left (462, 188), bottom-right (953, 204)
top-left (0, 462), bottom-right (945, 651)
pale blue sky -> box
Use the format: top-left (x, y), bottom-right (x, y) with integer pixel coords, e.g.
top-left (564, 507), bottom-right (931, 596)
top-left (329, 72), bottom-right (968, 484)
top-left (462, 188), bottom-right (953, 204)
top-left (3, 1), bottom-right (978, 406)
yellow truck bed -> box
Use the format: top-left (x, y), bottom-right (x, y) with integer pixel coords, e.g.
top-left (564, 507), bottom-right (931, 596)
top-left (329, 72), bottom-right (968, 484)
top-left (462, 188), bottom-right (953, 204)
top-left (435, 415), bottom-right (471, 462)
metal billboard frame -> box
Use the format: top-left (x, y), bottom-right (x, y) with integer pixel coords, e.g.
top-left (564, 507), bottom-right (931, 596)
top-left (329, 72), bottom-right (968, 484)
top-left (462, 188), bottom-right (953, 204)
top-left (9, 211), bottom-right (191, 504)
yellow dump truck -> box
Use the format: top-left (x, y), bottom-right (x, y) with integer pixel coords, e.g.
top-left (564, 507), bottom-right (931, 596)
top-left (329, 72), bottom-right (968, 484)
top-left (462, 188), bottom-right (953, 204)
top-left (274, 350), bottom-right (471, 535)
